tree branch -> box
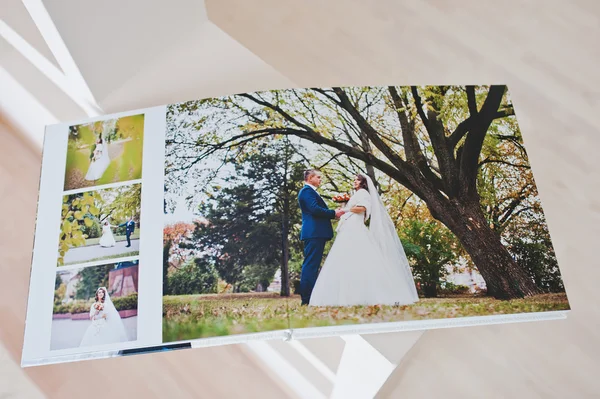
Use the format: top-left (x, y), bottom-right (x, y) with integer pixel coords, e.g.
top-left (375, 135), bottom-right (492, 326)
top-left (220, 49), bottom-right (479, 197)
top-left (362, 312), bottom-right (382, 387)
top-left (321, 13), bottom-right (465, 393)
top-left (449, 103), bottom-right (514, 149)
top-left (466, 86), bottom-right (478, 115)
top-left (239, 93), bottom-right (316, 133)
top-left (410, 86), bottom-right (430, 131)
top-left (411, 86), bottom-right (459, 197)
top-left (479, 158), bottom-right (531, 169)
top-left (498, 184), bottom-right (534, 226)
top-left (311, 88), bottom-right (343, 107)
top-left (388, 86), bottom-right (445, 193)
top-left (459, 85), bottom-right (508, 198)
top-left (495, 105), bottom-right (514, 118)
top-left (331, 87), bottom-right (416, 180)
top-left (251, 127), bottom-right (421, 194)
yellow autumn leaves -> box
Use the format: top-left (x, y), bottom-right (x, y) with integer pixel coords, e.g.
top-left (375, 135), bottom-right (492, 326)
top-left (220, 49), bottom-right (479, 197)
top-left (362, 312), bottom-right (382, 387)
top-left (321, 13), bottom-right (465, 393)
top-left (57, 191), bottom-right (102, 266)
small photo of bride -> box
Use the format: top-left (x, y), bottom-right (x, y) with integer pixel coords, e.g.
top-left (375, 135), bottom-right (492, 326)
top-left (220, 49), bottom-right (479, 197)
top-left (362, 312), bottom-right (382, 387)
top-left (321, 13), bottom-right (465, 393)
top-left (51, 260), bottom-right (139, 350)
top-left (64, 114), bottom-right (144, 191)
top-left (57, 183), bottom-right (141, 266)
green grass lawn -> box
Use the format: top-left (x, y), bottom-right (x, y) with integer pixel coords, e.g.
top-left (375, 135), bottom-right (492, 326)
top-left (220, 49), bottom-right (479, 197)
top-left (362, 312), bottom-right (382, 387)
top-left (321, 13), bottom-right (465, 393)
top-left (162, 292), bottom-right (569, 342)
top-left (62, 251), bottom-right (140, 266)
top-left (84, 230), bottom-right (140, 246)
top-left (289, 292), bottom-right (570, 329)
top-left (163, 293), bottom-right (293, 342)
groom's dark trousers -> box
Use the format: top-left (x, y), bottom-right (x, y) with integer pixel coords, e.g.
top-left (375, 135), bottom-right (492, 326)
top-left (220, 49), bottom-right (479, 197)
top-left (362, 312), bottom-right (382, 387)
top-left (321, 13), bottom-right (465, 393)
top-left (119, 220), bottom-right (135, 247)
top-left (298, 185), bottom-right (337, 305)
top-left (300, 239), bottom-right (327, 305)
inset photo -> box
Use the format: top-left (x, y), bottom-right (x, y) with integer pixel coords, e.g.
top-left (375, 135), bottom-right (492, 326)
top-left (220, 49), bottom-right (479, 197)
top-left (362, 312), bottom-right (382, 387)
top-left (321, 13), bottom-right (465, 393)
top-left (51, 260), bottom-right (139, 351)
top-left (64, 114), bottom-right (144, 191)
top-left (57, 183), bottom-right (141, 266)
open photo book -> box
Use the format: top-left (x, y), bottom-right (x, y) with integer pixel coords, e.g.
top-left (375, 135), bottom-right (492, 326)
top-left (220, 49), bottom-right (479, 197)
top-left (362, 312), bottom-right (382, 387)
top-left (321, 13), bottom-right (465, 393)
top-left (21, 85), bottom-right (570, 367)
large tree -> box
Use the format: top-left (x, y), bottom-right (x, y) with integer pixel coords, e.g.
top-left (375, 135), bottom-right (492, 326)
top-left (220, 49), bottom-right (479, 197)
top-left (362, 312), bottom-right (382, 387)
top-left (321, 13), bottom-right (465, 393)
top-left (180, 139), bottom-right (305, 295)
top-left (237, 138), bottom-right (305, 296)
top-left (167, 85), bottom-right (541, 299)
top-left (75, 264), bottom-right (114, 300)
top-left (184, 182), bottom-right (280, 292)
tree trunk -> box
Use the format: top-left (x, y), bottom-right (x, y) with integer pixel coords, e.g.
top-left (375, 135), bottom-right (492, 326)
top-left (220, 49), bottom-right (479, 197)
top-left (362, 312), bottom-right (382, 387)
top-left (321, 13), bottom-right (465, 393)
top-left (162, 240), bottom-right (172, 296)
top-left (280, 213), bottom-right (290, 297)
top-left (280, 163), bottom-right (291, 297)
top-left (424, 282), bottom-right (437, 298)
top-left (435, 198), bottom-right (541, 299)
top-left (424, 265), bottom-right (439, 298)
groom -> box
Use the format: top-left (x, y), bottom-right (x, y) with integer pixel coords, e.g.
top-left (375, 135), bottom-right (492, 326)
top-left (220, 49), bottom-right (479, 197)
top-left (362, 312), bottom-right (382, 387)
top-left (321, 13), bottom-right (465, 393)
top-left (298, 169), bottom-right (345, 305)
top-left (119, 215), bottom-right (136, 247)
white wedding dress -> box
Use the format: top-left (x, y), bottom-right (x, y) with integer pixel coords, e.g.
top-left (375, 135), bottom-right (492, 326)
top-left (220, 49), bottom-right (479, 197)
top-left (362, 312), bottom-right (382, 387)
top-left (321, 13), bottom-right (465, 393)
top-left (309, 175), bottom-right (419, 306)
top-left (99, 224), bottom-right (116, 247)
top-left (85, 143), bottom-right (110, 181)
top-left (80, 288), bottom-right (129, 347)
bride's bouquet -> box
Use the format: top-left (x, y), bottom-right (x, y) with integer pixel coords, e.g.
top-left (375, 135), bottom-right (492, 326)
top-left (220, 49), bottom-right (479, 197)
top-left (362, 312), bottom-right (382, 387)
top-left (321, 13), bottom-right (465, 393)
top-left (91, 147), bottom-right (102, 162)
top-left (94, 302), bottom-right (104, 312)
top-left (332, 193), bottom-right (351, 207)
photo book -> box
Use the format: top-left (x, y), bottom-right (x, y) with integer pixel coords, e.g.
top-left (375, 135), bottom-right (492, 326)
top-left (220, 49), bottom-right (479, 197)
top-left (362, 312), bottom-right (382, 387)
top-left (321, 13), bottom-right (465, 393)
top-left (21, 85), bottom-right (570, 367)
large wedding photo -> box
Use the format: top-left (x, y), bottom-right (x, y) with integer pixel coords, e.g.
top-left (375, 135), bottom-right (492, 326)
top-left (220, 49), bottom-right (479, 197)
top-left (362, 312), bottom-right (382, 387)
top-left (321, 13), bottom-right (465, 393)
top-left (162, 85), bottom-right (570, 341)
top-left (51, 260), bottom-right (139, 350)
top-left (63, 114), bottom-right (144, 191)
top-left (57, 183), bottom-right (141, 266)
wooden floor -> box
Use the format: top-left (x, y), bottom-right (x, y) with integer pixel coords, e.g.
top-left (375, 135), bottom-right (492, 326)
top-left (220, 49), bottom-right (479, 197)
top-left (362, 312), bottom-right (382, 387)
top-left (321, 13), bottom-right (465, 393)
top-left (2, 0), bottom-right (600, 397)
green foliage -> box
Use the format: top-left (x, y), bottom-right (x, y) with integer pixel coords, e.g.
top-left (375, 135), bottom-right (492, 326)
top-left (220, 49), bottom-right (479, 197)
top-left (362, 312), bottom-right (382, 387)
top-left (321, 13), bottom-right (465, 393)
top-left (53, 303), bottom-right (71, 314)
top-left (181, 139), bottom-right (306, 293)
top-left (187, 183), bottom-right (277, 289)
top-left (288, 249), bottom-right (304, 294)
top-left (52, 294), bottom-right (137, 314)
top-left (163, 240), bottom-right (172, 296)
top-left (58, 191), bottom-right (102, 265)
top-left (70, 123), bottom-right (96, 146)
top-left (54, 283), bottom-right (66, 305)
top-left (112, 293), bottom-right (138, 311)
top-left (102, 184), bottom-right (142, 227)
top-left (81, 218), bottom-right (102, 239)
top-left (400, 219), bottom-right (460, 298)
top-left (167, 258), bottom-right (219, 295)
top-left (239, 263), bottom-right (276, 292)
top-left (508, 239), bottom-right (564, 293)
top-left (75, 264), bottom-right (114, 300)
top-left (437, 282), bottom-right (471, 296)
top-left (69, 301), bottom-right (91, 314)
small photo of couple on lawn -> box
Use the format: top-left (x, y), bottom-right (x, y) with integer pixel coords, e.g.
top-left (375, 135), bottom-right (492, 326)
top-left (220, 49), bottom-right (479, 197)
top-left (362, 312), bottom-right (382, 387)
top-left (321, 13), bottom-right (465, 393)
top-left (63, 114), bottom-right (144, 191)
top-left (57, 183), bottom-right (141, 266)
top-left (162, 85), bottom-right (570, 344)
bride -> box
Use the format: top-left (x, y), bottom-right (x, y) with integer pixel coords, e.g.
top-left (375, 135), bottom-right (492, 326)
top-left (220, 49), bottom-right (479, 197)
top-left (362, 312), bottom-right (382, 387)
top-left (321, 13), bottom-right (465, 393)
top-left (85, 136), bottom-right (110, 181)
top-left (80, 287), bottom-right (129, 347)
top-left (99, 221), bottom-right (116, 248)
top-left (309, 174), bottom-right (419, 306)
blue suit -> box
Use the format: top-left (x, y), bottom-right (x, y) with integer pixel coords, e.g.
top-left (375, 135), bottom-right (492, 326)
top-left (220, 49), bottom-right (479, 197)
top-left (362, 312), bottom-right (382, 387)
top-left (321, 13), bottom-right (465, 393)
top-left (119, 220), bottom-right (135, 247)
top-left (298, 185), bottom-right (336, 304)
